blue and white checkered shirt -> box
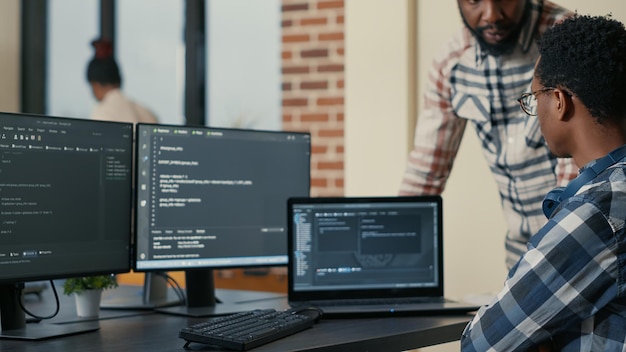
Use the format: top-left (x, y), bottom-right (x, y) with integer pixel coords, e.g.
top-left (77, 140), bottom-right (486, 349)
top-left (461, 153), bottom-right (626, 351)
top-left (400, 0), bottom-right (577, 268)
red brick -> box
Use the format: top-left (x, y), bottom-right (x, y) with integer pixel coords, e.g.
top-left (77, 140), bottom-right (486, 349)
top-left (337, 79), bottom-right (344, 88)
top-left (282, 82), bottom-right (293, 91)
top-left (301, 113), bottom-right (329, 122)
top-left (282, 66), bottom-right (310, 74)
top-left (337, 47), bottom-right (344, 56)
top-left (334, 178), bottom-right (344, 188)
top-left (283, 98), bottom-right (308, 107)
top-left (318, 128), bottom-right (344, 137)
top-left (318, 161), bottom-right (344, 170)
top-left (301, 81), bottom-right (328, 90)
top-left (337, 15), bottom-right (344, 24)
top-left (301, 17), bottom-right (327, 26)
top-left (282, 3), bottom-right (309, 12)
top-left (282, 51), bottom-right (293, 60)
top-left (311, 145), bottom-right (328, 154)
top-left (301, 49), bottom-right (328, 58)
top-left (317, 97), bottom-right (344, 106)
top-left (318, 1), bottom-right (343, 10)
top-left (282, 19), bottom-right (293, 27)
top-left (318, 64), bottom-right (344, 73)
top-left (283, 34), bottom-right (310, 43)
top-left (310, 178), bottom-right (328, 187)
top-left (319, 32), bottom-right (344, 41)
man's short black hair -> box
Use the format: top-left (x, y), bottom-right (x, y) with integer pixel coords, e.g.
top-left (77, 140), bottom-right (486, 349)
top-left (536, 15), bottom-right (626, 124)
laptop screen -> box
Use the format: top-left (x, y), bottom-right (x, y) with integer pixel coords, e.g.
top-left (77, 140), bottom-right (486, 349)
top-left (288, 196), bottom-right (444, 300)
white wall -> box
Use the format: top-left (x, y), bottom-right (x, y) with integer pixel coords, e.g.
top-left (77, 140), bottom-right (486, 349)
top-left (345, 1), bottom-right (626, 351)
top-left (344, 0), bottom-right (413, 197)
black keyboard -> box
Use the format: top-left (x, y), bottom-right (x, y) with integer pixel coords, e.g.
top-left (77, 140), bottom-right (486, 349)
top-left (178, 309), bottom-right (317, 351)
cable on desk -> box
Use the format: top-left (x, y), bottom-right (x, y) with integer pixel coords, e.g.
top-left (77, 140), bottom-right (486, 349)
top-left (20, 280), bottom-right (60, 320)
top-left (155, 271), bottom-right (187, 305)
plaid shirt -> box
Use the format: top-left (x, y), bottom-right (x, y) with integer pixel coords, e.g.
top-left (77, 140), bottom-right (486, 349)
top-left (461, 154), bottom-right (626, 351)
top-left (399, 0), bottom-right (577, 268)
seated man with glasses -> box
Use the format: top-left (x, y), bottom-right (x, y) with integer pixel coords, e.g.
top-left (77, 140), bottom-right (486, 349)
top-left (461, 14), bottom-right (626, 351)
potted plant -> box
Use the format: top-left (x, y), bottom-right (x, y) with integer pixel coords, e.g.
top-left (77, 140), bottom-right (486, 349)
top-left (63, 275), bottom-right (118, 317)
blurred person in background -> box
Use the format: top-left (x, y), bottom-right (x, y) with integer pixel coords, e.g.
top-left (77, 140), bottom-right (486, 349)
top-left (87, 38), bottom-right (158, 124)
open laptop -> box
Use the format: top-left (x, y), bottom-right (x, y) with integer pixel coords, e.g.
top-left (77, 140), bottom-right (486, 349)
top-left (286, 195), bottom-right (479, 317)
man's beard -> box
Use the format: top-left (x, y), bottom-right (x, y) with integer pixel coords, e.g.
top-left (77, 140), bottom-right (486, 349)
top-left (462, 2), bottom-right (530, 56)
top-left (470, 23), bottom-right (521, 56)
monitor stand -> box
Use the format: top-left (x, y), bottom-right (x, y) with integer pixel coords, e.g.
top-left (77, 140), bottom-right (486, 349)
top-left (100, 272), bottom-right (182, 310)
top-left (0, 284), bottom-right (99, 341)
top-left (155, 269), bottom-right (286, 317)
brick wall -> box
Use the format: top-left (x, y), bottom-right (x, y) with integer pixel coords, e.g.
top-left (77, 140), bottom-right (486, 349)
top-left (281, 0), bottom-right (345, 197)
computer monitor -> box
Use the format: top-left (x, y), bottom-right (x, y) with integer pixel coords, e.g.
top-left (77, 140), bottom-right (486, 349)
top-left (133, 123), bottom-right (310, 317)
top-left (0, 112), bottom-right (133, 339)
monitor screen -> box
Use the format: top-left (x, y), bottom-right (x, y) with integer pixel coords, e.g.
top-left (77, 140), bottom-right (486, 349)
top-left (0, 112), bottom-right (133, 337)
top-left (134, 123), bottom-right (310, 316)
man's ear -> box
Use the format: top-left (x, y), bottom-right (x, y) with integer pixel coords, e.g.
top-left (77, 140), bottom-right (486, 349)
top-left (554, 88), bottom-right (573, 121)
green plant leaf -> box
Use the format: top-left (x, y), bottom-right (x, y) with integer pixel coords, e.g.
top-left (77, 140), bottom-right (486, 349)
top-left (63, 275), bottom-right (118, 295)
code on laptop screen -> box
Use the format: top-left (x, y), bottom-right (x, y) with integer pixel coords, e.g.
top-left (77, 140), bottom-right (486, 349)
top-left (291, 200), bottom-right (441, 292)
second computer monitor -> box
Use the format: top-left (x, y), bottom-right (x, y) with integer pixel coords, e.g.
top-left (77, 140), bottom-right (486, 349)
top-left (134, 123), bottom-right (311, 316)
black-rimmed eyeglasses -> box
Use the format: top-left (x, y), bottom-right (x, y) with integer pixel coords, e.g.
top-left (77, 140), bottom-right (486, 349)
top-left (517, 87), bottom-right (556, 116)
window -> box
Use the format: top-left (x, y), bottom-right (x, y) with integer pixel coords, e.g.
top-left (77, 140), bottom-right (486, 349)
top-left (206, 0), bottom-right (281, 129)
top-left (47, 0), bottom-right (185, 125)
top-left (117, 0), bottom-right (185, 125)
top-left (47, 0), bottom-right (98, 119)
top-left (44, 0), bottom-right (279, 128)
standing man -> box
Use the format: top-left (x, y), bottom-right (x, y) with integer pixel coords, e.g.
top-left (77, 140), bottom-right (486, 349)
top-left (87, 38), bottom-right (158, 124)
top-left (462, 14), bottom-right (626, 350)
top-left (400, 0), bottom-right (577, 268)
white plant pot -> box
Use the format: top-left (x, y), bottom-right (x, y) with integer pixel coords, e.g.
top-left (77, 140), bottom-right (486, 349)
top-left (74, 289), bottom-right (103, 318)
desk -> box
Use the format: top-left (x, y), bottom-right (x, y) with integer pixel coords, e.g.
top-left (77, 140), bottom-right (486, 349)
top-left (1, 285), bottom-right (472, 351)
